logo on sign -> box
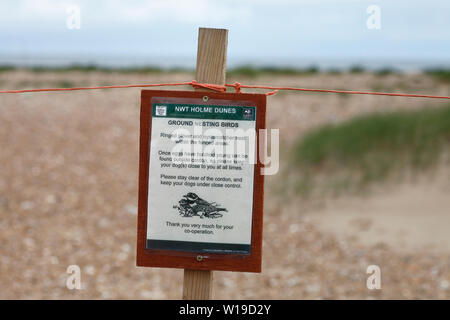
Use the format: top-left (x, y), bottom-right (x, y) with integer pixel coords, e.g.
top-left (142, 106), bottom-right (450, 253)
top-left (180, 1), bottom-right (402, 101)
top-left (243, 108), bottom-right (254, 120)
top-left (155, 105), bottom-right (167, 116)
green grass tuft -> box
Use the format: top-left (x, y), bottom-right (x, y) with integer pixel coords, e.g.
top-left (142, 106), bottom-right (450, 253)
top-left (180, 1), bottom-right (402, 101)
top-left (0, 65), bottom-right (16, 72)
top-left (375, 67), bottom-right (397, 76)
top-left (28, 64), bottom-right (192, 74)
top-left (425, 69), bottom-right (450, 83)
top-left (349, 65), bottom-right (365, 73)
top-left (291, 105), bottom-right (450, 194)
top-left (228, 65), bottom-right (319, 78)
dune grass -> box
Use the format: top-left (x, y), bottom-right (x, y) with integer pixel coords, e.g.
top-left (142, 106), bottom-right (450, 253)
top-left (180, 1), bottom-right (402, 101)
top-left (291, 105), bottom-right (450, 195)
top-left (2, 64), bottom-right (449, 82)
top-left (0, 65), bottom-right (16, 72)
top-left (0, 64), bottom-right (322, 76)
top-left (228, 65), bottom-right (320, 77)
top-left (425, 69), bottom-right (450, 83)
top-left (0, 63), bottom-right (448, 77)
top-left (28, 64), bottom-right (192, 74)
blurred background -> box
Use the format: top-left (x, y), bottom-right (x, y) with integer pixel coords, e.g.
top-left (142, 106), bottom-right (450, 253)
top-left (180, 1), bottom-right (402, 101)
top-left (0, 0), bottom-right (449, 299)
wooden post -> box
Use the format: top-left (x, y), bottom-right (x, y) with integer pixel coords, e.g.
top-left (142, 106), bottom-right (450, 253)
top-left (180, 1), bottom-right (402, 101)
top-left (182, 27), bottom-right (228, 300)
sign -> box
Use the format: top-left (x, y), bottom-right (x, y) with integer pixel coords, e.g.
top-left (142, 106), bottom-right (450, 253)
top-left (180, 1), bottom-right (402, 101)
top-left (137, 90), bottom-right (266, 272)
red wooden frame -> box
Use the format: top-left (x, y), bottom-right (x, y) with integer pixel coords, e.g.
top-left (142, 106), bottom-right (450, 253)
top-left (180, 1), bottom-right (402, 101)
top-left (136, 90), bottom-right (266, 272)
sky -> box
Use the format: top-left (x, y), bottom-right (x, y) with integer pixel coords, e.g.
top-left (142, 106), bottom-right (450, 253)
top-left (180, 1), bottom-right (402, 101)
top-left (1, 0), bottom-right (449, 69)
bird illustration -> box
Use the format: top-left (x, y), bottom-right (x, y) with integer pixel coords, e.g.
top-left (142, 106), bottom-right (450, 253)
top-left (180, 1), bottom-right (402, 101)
top-left (184, 192), bottom-right (210, 206)
top-left (178, 193), bottom-right (227, 219)
top-left (178, 198), bottom-right (195, 217)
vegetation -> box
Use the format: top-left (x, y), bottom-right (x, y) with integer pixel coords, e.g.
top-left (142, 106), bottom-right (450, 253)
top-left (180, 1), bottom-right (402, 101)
top-left (2, 64), bottom-right (450, 82)
top-left (28, 64), bottom-right (192, 74)
top-left (291, 105), bottom-right (450, 195)
top-left (0, 65), bottom-right (16, 72)
top-left (425, 68), bottom-right (450, 83)
top-left (228, 65), bottom-right (319, 77)
top-left (375, 67), bottom-right (398, 76)
top-left (349, 65), bottom-right (365, 73)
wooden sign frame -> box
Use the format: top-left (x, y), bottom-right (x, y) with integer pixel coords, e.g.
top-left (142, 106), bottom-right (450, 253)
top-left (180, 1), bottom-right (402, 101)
top-left (136, 89), bottom-right (266, 273)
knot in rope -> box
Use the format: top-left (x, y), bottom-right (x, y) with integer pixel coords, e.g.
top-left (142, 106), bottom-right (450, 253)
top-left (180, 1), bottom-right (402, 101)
top-left (190, 80), bottom-right (226, 92)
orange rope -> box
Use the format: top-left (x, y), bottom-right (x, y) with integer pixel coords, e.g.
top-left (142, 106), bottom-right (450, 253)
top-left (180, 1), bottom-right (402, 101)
top-left (0, 80), bottom-right (449, 100)
top-left (0, 82), bottom-right (194, 94)
top-left (226, 82), bottom-right (450, 99)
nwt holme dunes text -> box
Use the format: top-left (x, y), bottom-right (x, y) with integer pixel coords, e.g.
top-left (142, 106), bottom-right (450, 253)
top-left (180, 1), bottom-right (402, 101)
top-left (174, 105), bottom-right (238, 114)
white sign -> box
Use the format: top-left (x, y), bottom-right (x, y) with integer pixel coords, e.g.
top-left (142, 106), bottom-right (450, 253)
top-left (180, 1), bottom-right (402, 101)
top-left (146, 103), bottom-right (257, 254)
